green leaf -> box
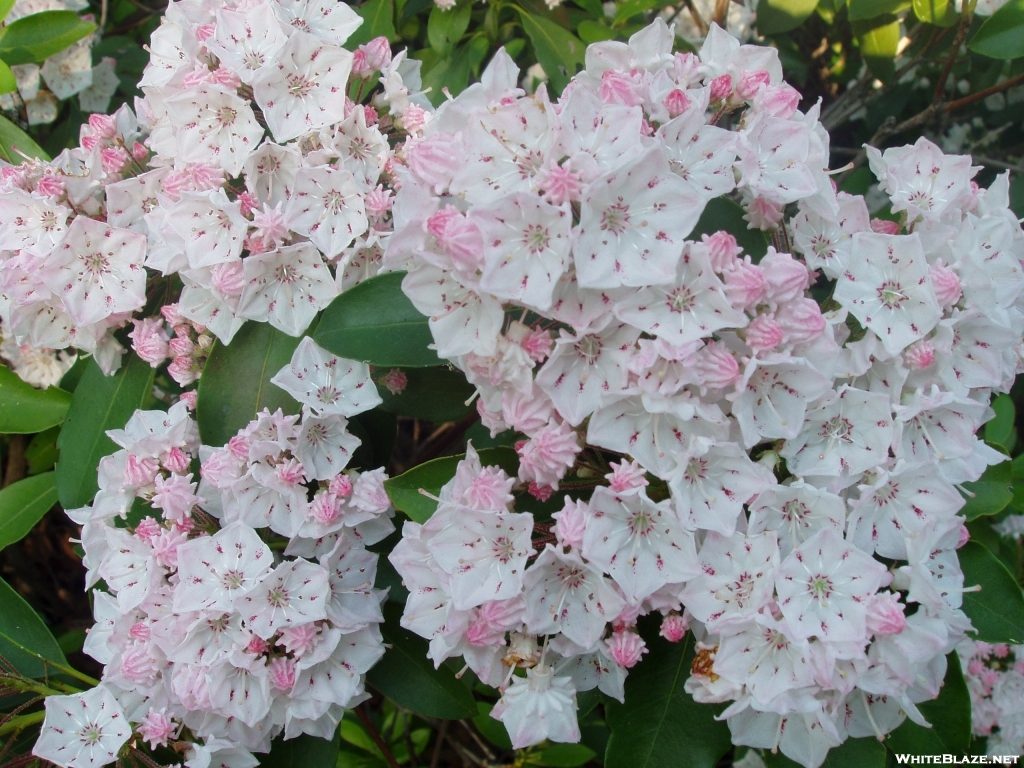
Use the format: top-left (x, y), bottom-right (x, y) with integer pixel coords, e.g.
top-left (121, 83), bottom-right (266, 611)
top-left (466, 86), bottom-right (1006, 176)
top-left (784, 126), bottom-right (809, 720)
top-left (420, 40), bottom-right (473, 103)
top-left (755, 0), bottom-right (820, 34)
top-left (970, 0), bottom-right (1024, 58)
top-left (55, 356), bottom-right (155, 510)
top-left (885, 653), bottom-right (971, 757)
top-left (366, 603), bottom-right (478, 719)
top-left (614, 0), bottom-right (661, 25)
top-left (260, 733), bottom-right (340, 768)
top-left (526, 744), bottom-right (597, 767)
top-left (515, 9), bottom-right (586, 94)
top-left (961, 461), bottom-right (1013, 520)
top-left (350, 410), bottom-right (397, 470)
top-left (196, 322), bottom-right (301, 447)
top-left (959, 540), bottom-right (1024, 644)
top-left (605, 619), bottom-right (732, 768)
top-left (0, 113), bottom-right (49, 164)
top-left (25, 426), bottom-right (60, 475)
top-left (763, 737), bottom-right (887, 768)
top-left (985, 394), bottom-right (1015, 450)
top-left (473, 701), bottom-right (513, 750)
top-left (853, 15), bottom-right (900, 82)
top-left (0, 472), bottom-right (56, 552)
top-left (0, 60), bottom-right (15, 94)
top-left (692, 197), bottom-right (770, 261)
top-left (0, 365), bottom-right (72, 433)
top-left (0, 575), bottom-right (67, 679)
top-left (313, 272), bottom-right (439, 368)
top-left (376, 367), bottom-right (474, 422)
top-left (347, 0), bottom-right (397, 47)
top-left (0, 10), bottom-right (97, 66)
top-left (428, 2), bottom-right (472, 54)
top-left (848, 0), bottom-right (910, 19)
top-left (577, 19), bottom-right (617, 43)
top-left (384, 447), bottom-right (519, 522)
top-left (0, 0), bottom-right (17, 22)
top-left (913, 0), bottom-right (957, 25)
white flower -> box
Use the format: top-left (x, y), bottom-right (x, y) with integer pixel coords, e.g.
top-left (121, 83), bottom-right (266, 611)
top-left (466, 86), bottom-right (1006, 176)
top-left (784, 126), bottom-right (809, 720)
top-left (33, 685), bottom-right (132, 768)
top-left (237, 242), bottom-right (337, 336)
top-left (491, 664), bottom-right (581, 748)
top-left (270, 336), bottom-right (381, 418)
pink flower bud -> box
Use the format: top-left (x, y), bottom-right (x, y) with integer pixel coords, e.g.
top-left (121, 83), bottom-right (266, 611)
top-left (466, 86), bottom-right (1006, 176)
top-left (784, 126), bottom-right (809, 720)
top-left (151, 526), bottom-right (186, 569)
top-left (121, 644), bottom-right (158, 683)
top-left (528, 482), bottom-right (553, 501)
top-left (673, 52), bottom-right (701, 82)
top-left (607, 630), bottom-right (647, 668)
top-left (746, 314), bottom-right (785, 353)
top-left (35, 174), bottom-right (65, 198)
top-left (227, 435), bottom-right (250, 461)
top-left (744, 196), bottom-right (785, 230)
top-left (993, 643), bottom-right (1009, 658)
top-left (753, 85), bottom-right (800, 118)
top-left (137, 709), bottom-right (175, 750)
top-left (278, 624), bottom-right (319, 657)
top-left (365, 185), bottom-right (393, 218)
top-left (129, 622), bottom-right (151, 641)
top-left (169, 336), bottom-right (195, 357)
top-left (605, 459), bottom-right (648, 494)
top-left (866, 592), bottom-right (906, 637)
top-left (693, 341), bottom-right (740, 390)
top-left (958, 524), bottom-right (970, 548)
top-left (724, 258), bottom-right (768, 310)
top-left (269, 657), bottom-right (297, 692)
top-left (736, 69), bottom-right (771, 100)
top-left (659, 613), bottom-right (689, 642)
top-left (134, 517), bottom-right (162, 542)
top-left (309, 492), bottom-right (340, 525)
top-left (466, 600), bottom-right (521, 647)
top-left (502, 389), bottom-right (553, 435)
top-left (710, 74), bottom-right (733, 102)
top-left (904, 339), bottom-right (935, 370)
top-left (195, 22), bottom-right (215, 41)
top-left (163, 447), bottom-right (190, 474)
top-left (88, 113), bottom-right (117, 139)
top-left (354, 37), bottom-right (392, 77)
top-left (237, 191), bottom-right (260, 217)
top-left (426, 205), bottom-right (484, 269)
top-left (329, 474), bottom-right (354, 498)
top-left (406, 133), bottom-right (462, 193)
top-left (169, 356), bottom-right (199, 387)
top-left (124, 454), bottom-right (160, 487)
top-left (520, 327), bottom-right (554, 362)
top-left (382, 369), bottom-right (407, 394)
top-left (276, 458), bottom-right (305, 486)
top-left (160, 303), bottom-right (184, 326)
top-left (663, 88), bottom-right (691, 118)
top-left (760, 249), bottom-right (810, 305)
top-left (210, 261), bottom-right (245, 297)
top-left (870, 218), bottom-right (900, 235)
top-left (599, 70), bottom-right (642, 106)
top-left (101, 147), bottom-right (130, 174)
top-left (131, 142), bottom-right (149, 161)
top-left (129, 318), bottom-right (170, 367)
top-left (776, 298), bottom-right (826, 345)
top-left (930, 261), bottom-right (962, 309)
top-left (247, 636), bottom-right (269, 655)
top-left (538, 162), bottom-right (583, 206)
top-left (179, 391), bottom-right (198, 410)
top-left (703, 231), bottom-right (740, 272)
top-left (552, 498), bottom-right (588, 550)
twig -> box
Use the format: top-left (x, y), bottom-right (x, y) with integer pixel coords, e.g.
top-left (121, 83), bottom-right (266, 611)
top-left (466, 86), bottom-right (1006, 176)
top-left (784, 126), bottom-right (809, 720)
top-left (429, 720), bottom-right (448, 768)
top-left (973, 155), bottom-right (1024, 174)
top-left (946, 72), bottom-right (1024, 112)
top-left (0, 710), bottom-right (44, 738)
top-left (356, 705), bottom-right (401, 768)
top-left (934, 0), bottom-right (976, 102)
top-left (459, 720), bottom-right (497, 762)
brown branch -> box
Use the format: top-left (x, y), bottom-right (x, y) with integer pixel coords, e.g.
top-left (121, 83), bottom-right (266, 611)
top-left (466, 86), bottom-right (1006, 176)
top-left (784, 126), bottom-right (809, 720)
top-left (428, 720), bottom-right (449, 768)
top-left (356, 705), bottom-right (401, 768)
top-left (946, 71), bottom-right (1024, 112)
top-left (934, 1), bottom-right (976, 103)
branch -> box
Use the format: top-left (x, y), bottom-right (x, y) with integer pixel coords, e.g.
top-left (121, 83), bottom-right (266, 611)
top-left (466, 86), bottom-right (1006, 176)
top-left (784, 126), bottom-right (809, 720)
top-left (356, 705), bottom-right (401, 768)
top-left (946, 71), bottom-right (1024, 112)
top-left (934, 0), bottom-right (976, 102)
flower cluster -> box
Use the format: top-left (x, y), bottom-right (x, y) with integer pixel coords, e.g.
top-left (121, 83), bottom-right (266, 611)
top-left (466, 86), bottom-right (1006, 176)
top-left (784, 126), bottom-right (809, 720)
top-left (34, 338), bottom-right (393, 767)
top-left (958, 639), bottom-right (1024, 757)
top-left (385, 20), bottom-right (1024, 767)
top-left (0, 0), bottom-right (414, 376)
top-left (0, 0), bottom-right (119, 125)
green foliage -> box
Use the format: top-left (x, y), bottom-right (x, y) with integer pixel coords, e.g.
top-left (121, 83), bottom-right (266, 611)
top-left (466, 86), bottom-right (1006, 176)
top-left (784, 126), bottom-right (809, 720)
top-left (429, 2), bottom-right (473, 53)
top-left (0, 575), bottom-right (67, 679)
top-left (0, 60), bottom-right (15, 94)
top-left (349, 0), bottom-right (398, 47)
top-left (366, 604), bottom-right (478, 719)
top-left (885, 653), bottom-right (972, 757)
top-left (847, 0), bottom-right (910, 21)
top-left (961, 462), bottom-right (1014, 520)
top-left (692, 198), bottom-right (770, 261)
top-left (375, 366), bottom-right (475, 422)
top-left (755, 0), bottom-right (821, 34)
top-left (0, 472), bottom-right (56, 551)
top-left (261, 732), bottom-right (340, 768)
top-left (0, 114), bottom-right (49, 163)
top-left (514, 9), bottom-right (586, 94)
top-left (0, 10), bottom-right (97, 66)
top-left (314, 272), bottom-right (439, 368)
top-left (970, 0), bottom-right (1024, 59)
top-left (525, 744), bottom-right (597, 767)
top-left (0, 0), bottom-right (16, 22)
top-left (912, 0), bottom-right (957, 26)
top-left (55, 356), bottom-right (155, 510)
top-left (853, 15), bottom-right (901, 82)
top-left (196, 322), bottom-right (301, 447)
top-left (0, 366), bottom-right (72, 434)
top-left (764, 737), bottom-right (888, 768)
top-left (959, 540), bottom-right (1024, 644)
top-left (383, 447), bottom-right (519, 522)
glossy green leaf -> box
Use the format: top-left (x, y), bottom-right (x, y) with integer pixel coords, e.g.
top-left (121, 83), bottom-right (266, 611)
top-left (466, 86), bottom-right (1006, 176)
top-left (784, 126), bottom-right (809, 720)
top-left (313, 272), bottom-right (439, 368)
top-left (848, 0), bottom-right (910, 19)
top-left (0, 472), bottom-right (56, 552)
top-left (913, 0), bottom-right (957, 25)
top-left (527, 744), bottom-right (597, 767)
top-left (605, 620), bottom-right (732, 768)
top-left (0, 10), bottom-right (97, 66)
top-left (420, 39), bottom-right (473, 103)
top-left (961, 461), bottom-right (1013, 520)
top-left (959, 541), bottom-right (1024, 644)
top-left (349, 410), bottom-right (397, 470)
top-left (384, 447), bottom-right (519, 522)
top-left (473, 701), bottom-right (513, 750)
top-left (55, 356), bottom-right (155, 510)
top-left (515, 9), bottom-right (586, 93)
top-left (853, 15), bottom-right (900, 82)
top-left (261, 733), bottom-right (340, 768)
top-left (756, 0), bottom-right (820, 34)
top-left (614, 0), bottom-right (661, 24)
top-left (25, 426), bottom-right (60, 475)
top-left (347, 0), bottom-right (397, 47)
top-left (985, 394), bottom-right (1015, 450)
top-left (0, 113), bottom-right (49, 163)
top-left (692, 197), bottom-right (769, 261)
top-left (196, 322), bottom-right (300, 447)
top-left (970, 0), bottom-right (1024, 58)
top-left (376, 367), bottom-right (474, 422)
top-left (0, 60), bottom-right (15, 94)
top-left (366, 604), bottom-right (478, 719)
top-left (428, 2), bottom-right (471, 53)
top-left (763, 737), bottom-right (887, 768)
top-left (577, 19), bottom-right (617, 42)
top-left (886, 653), bottom-right (971, 757)
top-left (0, 575), bottom-right (67, 679)
top-left (0, 0), bottom-right (17, 22)
top-left (0, 365), bottom-right (72, 434)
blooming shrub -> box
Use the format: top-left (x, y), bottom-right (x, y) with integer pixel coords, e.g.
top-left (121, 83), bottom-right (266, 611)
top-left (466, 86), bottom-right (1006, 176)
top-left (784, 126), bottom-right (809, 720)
top-left (0, 1), bottom-right (1023, 768)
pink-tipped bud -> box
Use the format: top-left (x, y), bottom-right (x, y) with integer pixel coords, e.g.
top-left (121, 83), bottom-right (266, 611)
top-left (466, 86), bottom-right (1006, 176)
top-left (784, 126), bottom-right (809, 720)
top-left (930, 261), bottom-right (962, 309)
top-left (958, 524), bottom-right (970, 548)
top-left (365, 185), bottom-right (393, 218)
top-left (159, 303), bottom-right (184, 326)
top-left (776, 298), bottom-right (826, 345)
top-left (693, 341), bottom-right (740, 390)
top-left (760, 249), bottom-right (810, 305)
top-left (179, 391), bottom-right (198, 410)
top-left (746, 314), bottom-right (785, 353)
top-left (310, 492), bottom-right (341, 525)
top-left (131, 142), bottom-right (149, 161)
top-left (607, 630), bottom-right (648, 668)
top-left (247, 636), bottom-right (269, 655)
top-left (663, 88), bottom-right (691, 118)
top-left (129, 318), bottom-right (170, 367)
top-left (134, 517), bottom-right (162, 542)
top-left (35, 174), bottom-right (65, 198)
top-left (736, 69), bottom-right (771, 100)
top-left (268, 657), bottom-right (297, 692)
top-left (125, 454), bottom-right (160, 488)
top-left (724, 258), bottom-right (768, 311)
top-left (904, 339), bottom-right (935, 370)
top-left (520, 327), bottom-right (554, 363)
top-left (210, 261), bottom-right (245, 298)
top-left (710, 74), bottom-right (732, 102)
top-left (552, 498), bottom-right (588, 550)
top-left (425, 205), bottom-right (484, 269)
top-left (528, 482), bottom-right (553, 501)
top-left (382, 369), bottom-right (407, 395)
top-left (329, 474), bottom-right (354, 498)
top-left (163, 447), bottom-right (190, 474)
top-left (354, 37), bottom-right (392, 77)
top-left (228, 435), bottom-right (250, 461)
top-left (605, 459), bottom-right (648, 494)
top-left (537, 162), bottom-right (583, 206)
top-left (88, 113), bottom-right (118, 139)
top-left (137, 709), bottom-right (175, 750)
top-left (865, 592), bottom-right (906, 637)
top-left (659, 613), bottom-right (689, 643)
top-left (599, 70), bottom-right (643, 106)
top-left (703, 231), bottom-right (740, 272)
top-left (870, 218), bottom-right (900, 235)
